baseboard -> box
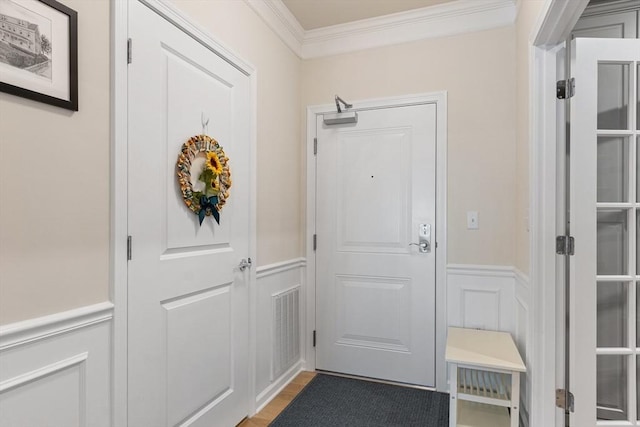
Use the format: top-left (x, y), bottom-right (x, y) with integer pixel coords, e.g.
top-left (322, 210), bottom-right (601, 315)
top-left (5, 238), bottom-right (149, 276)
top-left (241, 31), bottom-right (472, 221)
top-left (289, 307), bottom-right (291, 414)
top-left (255, 362), bottom-right (304, 412)
top-left (0, 302), bottom-right (113, 426)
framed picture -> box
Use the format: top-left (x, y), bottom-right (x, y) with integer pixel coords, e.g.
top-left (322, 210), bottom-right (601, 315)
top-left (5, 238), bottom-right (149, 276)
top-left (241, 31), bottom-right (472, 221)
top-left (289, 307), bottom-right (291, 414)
top-left (0, 0), bottom-right (77, 110)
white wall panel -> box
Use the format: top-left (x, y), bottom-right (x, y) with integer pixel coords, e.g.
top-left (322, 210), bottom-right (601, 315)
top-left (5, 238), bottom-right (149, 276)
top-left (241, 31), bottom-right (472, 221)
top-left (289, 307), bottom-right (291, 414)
top-left (515, 270), bottom-right (531, 427)
top-left (447, 265), bottom-right (530, 426)
top-left (255, 258), bottom-right (305, 411)
top-left (0, 303), bottom-right (112, 427)
top-left (0, 354), bottom-right (87, 427)
top-left (447, 265), bottom-right (516, 334)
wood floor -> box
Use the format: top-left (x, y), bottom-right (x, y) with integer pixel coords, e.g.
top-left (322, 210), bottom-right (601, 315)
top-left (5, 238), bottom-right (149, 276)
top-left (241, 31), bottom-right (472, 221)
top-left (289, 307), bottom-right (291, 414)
top-left (237, 371), bottom-right (317, 427)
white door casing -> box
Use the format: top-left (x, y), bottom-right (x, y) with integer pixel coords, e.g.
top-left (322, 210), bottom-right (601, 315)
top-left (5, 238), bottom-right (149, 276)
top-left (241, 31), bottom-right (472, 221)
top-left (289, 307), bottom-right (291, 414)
top-left (527, 1), bottom-right (589, 425)
top-left (555, 43), bottom-right (568, 427)
top-left (127, 1), bottom-right (253, 425)
top-left (307, 94), bottom-right (447, 389)
top-left (570, 38), bottom-right (640, 427)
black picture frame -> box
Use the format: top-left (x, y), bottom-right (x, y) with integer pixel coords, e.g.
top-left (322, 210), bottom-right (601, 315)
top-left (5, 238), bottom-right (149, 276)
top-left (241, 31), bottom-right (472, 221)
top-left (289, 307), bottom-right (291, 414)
top-left (0, 0), bottom-right (78, 111)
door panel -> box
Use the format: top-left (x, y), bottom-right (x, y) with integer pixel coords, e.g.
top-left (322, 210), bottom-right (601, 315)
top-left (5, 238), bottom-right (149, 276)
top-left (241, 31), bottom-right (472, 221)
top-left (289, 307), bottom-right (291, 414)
top-left (315, 104), bottom-right (436, 387)
top-left (128, 2), bottom-right (251, 426)
top-left (163, 287), bottom-right (232, 426)
top-left (164, 48), bottom-right (234, 252)
top-left (335, 275), bottom-right (411, 351)
top-left (336, 129), bottom-right (410, 253)
top-left (571, 38), bottom-right (640, 426)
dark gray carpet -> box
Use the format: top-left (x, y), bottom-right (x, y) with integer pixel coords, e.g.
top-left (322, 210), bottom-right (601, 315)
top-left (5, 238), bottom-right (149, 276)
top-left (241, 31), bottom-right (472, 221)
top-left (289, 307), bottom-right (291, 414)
top-left (269, 374), bottom-right (449, 427)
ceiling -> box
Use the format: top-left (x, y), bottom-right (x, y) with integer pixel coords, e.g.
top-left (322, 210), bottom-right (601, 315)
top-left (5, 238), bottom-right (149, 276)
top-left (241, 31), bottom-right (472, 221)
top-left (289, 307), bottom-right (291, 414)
top-left (281, 0), bottom-right (458, 30)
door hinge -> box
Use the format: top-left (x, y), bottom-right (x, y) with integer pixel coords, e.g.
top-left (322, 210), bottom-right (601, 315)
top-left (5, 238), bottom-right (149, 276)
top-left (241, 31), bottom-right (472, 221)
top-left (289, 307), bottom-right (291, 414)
top-left (127, 235), bottom-right (132, 260)
top-left (313, 330), bottom-right (316, 347)
top-left (313, 137), bottom-right (317, 155)
top-left (556, 388), bottom-right (575, 412)
top-left (313, 234), bottom-right (317, 251)
top-left (556, 78), bottom-right (575, 99)
top-left (556, 235), bottom-right (575, 256)
top-left (127, 38), bottom-right (132, 64)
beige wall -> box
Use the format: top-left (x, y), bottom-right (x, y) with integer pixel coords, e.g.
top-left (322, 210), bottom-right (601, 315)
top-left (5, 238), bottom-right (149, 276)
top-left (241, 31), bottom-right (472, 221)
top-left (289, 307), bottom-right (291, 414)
top-left (170, 0), bottom-right (302, 267)
top-left (0, 0), bottom-right (111, 325)
top-left (515, 0), bottom-right (546, 274)
top-left (0, 0), bottom-right (535, 324)
top-left (0, 0), bottom-right (302, 325)
top-left (301, 27), bottom-right (518, 266)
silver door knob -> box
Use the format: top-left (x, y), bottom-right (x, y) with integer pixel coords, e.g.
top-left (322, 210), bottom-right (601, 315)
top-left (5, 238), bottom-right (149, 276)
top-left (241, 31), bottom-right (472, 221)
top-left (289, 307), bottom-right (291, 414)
top-left (409, 223), bottom-right (431, 253)
top-left (238, 258), bottom-right (252, 271)
top-left (409, 242), bottom-right (430, 253)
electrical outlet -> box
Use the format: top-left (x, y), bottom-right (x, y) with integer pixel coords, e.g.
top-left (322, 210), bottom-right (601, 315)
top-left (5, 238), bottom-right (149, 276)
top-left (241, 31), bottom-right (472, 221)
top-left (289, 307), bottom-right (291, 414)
top-left (467, 211), bottom-right (479, 230)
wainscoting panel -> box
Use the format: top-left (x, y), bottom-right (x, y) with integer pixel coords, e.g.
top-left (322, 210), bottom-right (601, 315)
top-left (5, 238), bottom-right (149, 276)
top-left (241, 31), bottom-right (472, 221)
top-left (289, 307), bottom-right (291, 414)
top-left (447, 265), bottom-right (516, 333)
top-left (255, 258), bottom-right (305, 411)
top-left (515, 270), bottom-right (531, 427)
top-left (447, 264), bottom-right (530, 427)
top-left (0, 302), bottom-right (113, 427)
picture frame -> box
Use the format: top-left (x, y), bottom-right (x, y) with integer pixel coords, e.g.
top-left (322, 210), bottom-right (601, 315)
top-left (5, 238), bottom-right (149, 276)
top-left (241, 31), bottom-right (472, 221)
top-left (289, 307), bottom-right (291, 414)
top-left (0, 0), bottom-right (78, 111)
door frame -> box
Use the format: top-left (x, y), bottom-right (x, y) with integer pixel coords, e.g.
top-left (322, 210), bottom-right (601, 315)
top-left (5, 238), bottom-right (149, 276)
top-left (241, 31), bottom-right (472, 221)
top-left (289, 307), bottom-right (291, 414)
top-left (304, 92), bottom-right (448, 392)
top-left (111, 0), bottom-right (258, 423)
top-left (529, 1), bottom-right (589, 426)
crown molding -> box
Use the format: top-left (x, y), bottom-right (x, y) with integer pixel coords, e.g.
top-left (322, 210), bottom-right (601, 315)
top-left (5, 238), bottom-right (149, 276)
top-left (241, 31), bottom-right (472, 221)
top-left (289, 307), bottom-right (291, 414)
top-left (246, 0), bottom-right (516, 59)
top-left (302, 0), bottom-right (516, 58)
top-left (244, 0), bottom-right (304, 57)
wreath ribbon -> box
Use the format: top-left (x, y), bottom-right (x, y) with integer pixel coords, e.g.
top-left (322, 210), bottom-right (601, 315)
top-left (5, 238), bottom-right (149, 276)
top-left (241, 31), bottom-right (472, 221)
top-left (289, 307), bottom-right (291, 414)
top-left (198, 196), bottom-right (220, 225)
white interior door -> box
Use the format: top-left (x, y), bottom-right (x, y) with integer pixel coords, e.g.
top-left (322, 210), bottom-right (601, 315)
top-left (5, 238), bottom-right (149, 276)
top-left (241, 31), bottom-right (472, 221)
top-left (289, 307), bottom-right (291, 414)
top-left (127, 1), bottom-right (251, 426)
top-left (571, 38), bottom-right (640, 426)
top-left (315, 103), bottom-right (437, 387)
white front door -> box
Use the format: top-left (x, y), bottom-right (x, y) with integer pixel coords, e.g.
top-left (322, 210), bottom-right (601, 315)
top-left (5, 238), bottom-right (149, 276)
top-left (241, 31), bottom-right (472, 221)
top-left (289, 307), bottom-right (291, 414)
top-left (127, 2), bottom-right (252, 426)
top-left (571, 38), bottom-right (640, 426)
top-left (315, 103), bottom-right (437, 387)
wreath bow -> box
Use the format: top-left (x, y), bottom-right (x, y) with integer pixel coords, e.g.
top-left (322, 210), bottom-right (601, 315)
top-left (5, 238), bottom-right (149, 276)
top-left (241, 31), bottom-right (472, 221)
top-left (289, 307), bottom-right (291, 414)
top-left (198, 195), bottom-right (220, 225)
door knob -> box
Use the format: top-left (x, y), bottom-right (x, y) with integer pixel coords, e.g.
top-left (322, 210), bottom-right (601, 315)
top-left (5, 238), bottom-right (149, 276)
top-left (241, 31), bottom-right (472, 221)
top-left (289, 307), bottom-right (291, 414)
top-left (409, 242), bottom-right (429, 252)
top-left (238, 258), bottom-right (252, 271)
top-left (409, 224), bottom-right (431, 253)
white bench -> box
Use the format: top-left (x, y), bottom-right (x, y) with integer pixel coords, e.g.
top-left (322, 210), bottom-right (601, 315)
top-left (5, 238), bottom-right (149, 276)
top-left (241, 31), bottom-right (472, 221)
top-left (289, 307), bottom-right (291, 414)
top-left (445, 327), bottom-right (526, 427)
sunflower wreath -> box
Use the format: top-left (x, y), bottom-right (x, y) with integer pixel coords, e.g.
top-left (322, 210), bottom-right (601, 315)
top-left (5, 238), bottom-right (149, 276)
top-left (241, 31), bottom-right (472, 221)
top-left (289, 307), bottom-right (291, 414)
top-left (176, 134), bottom-right (232, 226)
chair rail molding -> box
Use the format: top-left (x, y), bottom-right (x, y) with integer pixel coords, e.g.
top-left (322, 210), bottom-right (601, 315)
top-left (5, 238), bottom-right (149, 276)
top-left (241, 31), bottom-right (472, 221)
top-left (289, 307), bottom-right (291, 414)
top-left (256, 257), bottom-right (306, 279)
top-left (0, 301), bottom-right (114, 351)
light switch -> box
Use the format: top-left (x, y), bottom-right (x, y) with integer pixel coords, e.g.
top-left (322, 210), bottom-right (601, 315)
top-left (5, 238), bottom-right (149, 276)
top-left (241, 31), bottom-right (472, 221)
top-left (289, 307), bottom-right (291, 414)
top-left (467, 211), bottom-right (479, 230)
